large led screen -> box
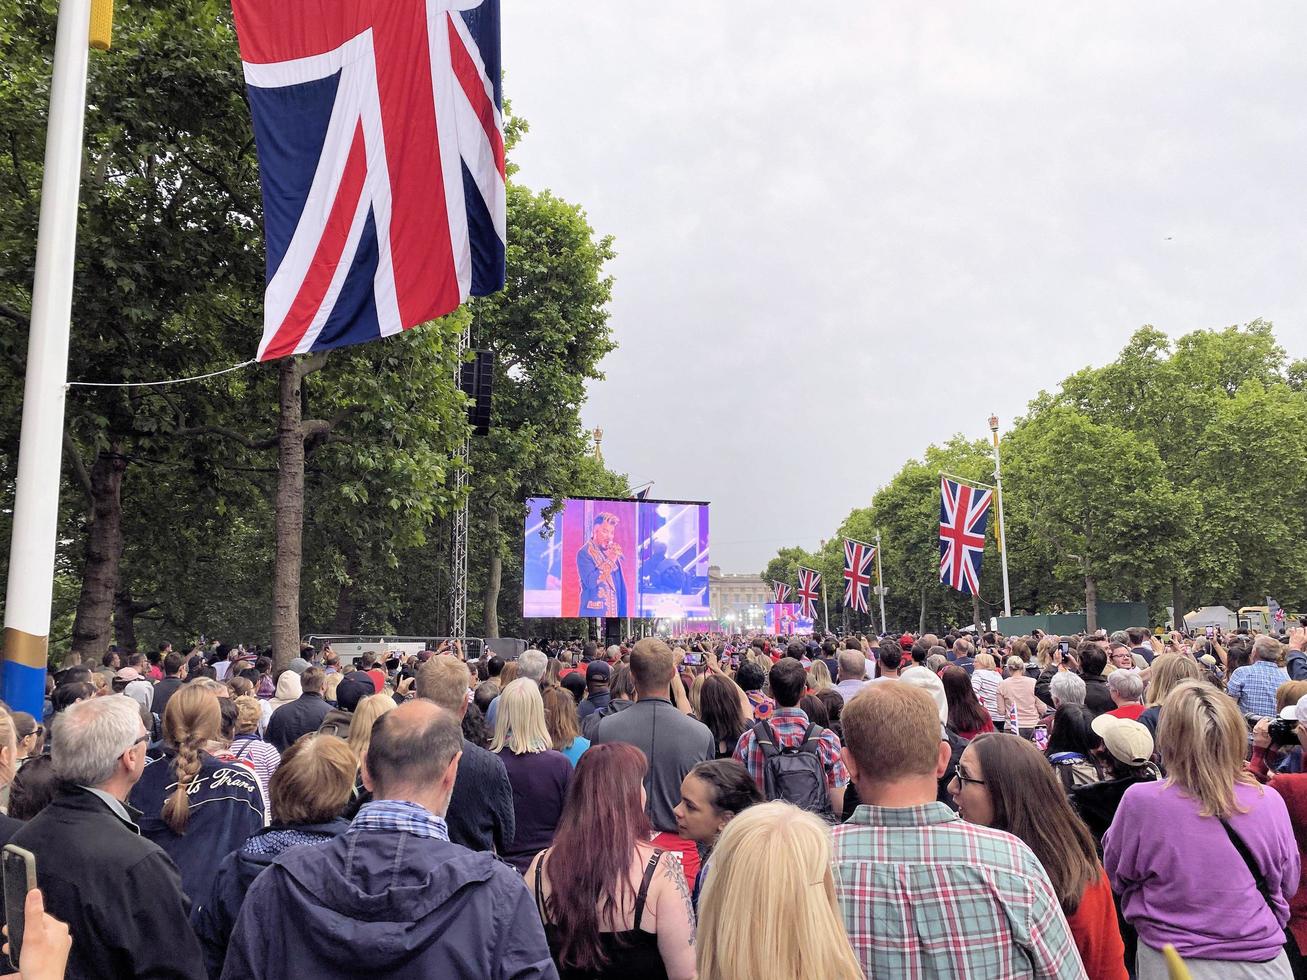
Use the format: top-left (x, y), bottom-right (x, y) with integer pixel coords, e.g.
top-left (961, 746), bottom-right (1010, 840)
top-left (523, 497), bottom-right (710, 618)
top-left (765, 603), bottom-right (814, 636)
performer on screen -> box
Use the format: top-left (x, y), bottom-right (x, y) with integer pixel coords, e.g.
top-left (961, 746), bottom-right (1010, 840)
top-left (577, 512), bottom-right (627, 616)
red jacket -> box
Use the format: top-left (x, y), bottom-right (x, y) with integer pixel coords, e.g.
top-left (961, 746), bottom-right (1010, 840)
top-left (1268, 773), bottom-right (1307, 954)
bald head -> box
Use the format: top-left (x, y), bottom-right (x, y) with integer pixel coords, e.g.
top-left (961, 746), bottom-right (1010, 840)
top-left (364, 700), bottom-right (463, 806)
top-left (837, 650), bottom-right (866, 683)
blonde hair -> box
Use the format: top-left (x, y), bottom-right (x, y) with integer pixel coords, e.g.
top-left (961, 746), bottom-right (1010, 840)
top-left (233, 696), bottom-right (262, 736)
top-left (270, 733), bottom-right (357, 825)
top-left (974, 652), bottom-right (997, 671)
top-left (490, 678), bottom-right (551, 754)
top-left (1157, 680), bottom-right (1259, 818)
top-left (0, 709), bottom-right (17, 787)
top-left (1035, 636), bottom-right (1059, 669)
top-left (688, 673), bottom-right (706, 716)
top-left (1145, 653), bottom-right (1203, 707)
top-left (697, 802), bottom-right (862, 980)
top-left (807, 660), bottom-right (833, 691)
top-left (162, 686), bottom-right (221, 834)
top-left (347, 694), bottom-right (395, 762)
top-left (323, 672), bottom-right (342, 703)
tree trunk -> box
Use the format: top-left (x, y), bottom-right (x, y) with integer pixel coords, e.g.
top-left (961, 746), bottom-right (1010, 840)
top-left (482, 509), bottom-right (501, 639)
top-left (1085, 572), bottom-right (1099, 633)
top-left (972, 593), bottom-right (982, 634)
top-left (70, 446), bottom-right (127, 661)
top-left (272, 358), bottom-right (306, 671)
top-left (331, 548), bottom-right (360, 635)
top-left (113, 588), bottom-right (139, 652)
top-left (1170, 577), bottom-right (1186, 632)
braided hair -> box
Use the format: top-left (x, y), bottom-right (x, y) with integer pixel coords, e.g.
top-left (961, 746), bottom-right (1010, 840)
top-left (161, 685), bottom-right (221, 834)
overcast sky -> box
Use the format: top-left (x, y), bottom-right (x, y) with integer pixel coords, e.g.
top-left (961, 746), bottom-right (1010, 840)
top-left (502, 2), bottom-right (1307, 574)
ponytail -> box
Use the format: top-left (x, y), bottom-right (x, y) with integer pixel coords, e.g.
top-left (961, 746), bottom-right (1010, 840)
top-left (160, 685), bottom-right (221, 835)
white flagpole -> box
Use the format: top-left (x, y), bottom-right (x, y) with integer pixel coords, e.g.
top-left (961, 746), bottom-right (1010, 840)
top-left (874, 531), bottom-right (887, 635)
top-left (988, 414), bottom-right (1012, 619)
top-left (2, 0), bottom-right (94, 715)
top-left (822, 578), bottom-right (830, 636)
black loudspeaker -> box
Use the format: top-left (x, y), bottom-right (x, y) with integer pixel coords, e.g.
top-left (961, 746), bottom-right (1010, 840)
top-left (459, 350), bottom-right (494, 436)
top-left (603, 617), bottom-right (623, 647)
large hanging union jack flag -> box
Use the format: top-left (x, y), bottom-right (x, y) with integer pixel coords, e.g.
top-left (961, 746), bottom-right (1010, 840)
top-left (939, 476), bottom-right (993, 595)
top-left (771, 581), bottom-right (792, 603)
top-left (230, 0), bottom-right (506, 362)
top-left (842, 538), bottom-right (875, 613)
top-left (796, 568), bottom-right (822, 620)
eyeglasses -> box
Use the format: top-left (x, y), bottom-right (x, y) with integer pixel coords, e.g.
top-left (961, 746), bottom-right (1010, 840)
top-left (130, 734), bottom-right (149, 748)
top-left (952, 770), bottom-right (986, 787)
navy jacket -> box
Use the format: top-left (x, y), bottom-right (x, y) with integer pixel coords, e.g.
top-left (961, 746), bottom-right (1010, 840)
top-left (264, 692), bottom-right (332, 751)
top-left (221, 824), bottom-right (557, 980)
top-left (192, 819), bottom-right (349, 979)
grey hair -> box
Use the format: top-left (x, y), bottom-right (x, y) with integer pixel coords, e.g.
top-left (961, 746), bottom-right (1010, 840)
top-left (1253, 635), bottom-right (1285, 666)
top-left (953, 636), bottom-right (975, 658)
top-left (517, 649), bottom-right (548, 682)
top-left (1049, 671), bottom-right (1086, 707)
top-left (52, 695), bottom-right (142, 787)
top-left (1110, 630), bottom-right (1130, 646)
top-left (926, 654), bottom-right (947, 674)
top-left (1108, 670), bottom-right (1144, 702)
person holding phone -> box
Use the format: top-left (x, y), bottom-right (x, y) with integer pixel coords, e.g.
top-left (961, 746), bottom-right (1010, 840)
top-left (1, 887), bottom-right (71, 980)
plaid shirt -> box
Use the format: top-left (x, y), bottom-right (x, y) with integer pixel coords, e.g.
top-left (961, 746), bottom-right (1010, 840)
top-left (351, 800), bottom-right (450, 842)
top-left (832, 802), bottom-right (1086, 979)
top-left (732, 707), bottom-right (849, 790)
top-left (1228, 660), bottom-right (1290, 719)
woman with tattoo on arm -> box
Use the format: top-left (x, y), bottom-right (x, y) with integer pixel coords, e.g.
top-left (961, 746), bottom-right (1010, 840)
top-left (527, 743), bottom-right (696, 980)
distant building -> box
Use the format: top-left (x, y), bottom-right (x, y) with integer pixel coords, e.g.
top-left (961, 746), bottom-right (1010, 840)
top-left (708, 566), bottom-right (770, 630)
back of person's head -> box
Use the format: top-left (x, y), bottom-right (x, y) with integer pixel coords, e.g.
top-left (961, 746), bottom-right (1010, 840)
top-left (1079, 647), bottom-right (1107, 677)
top-left (1049, 671), bottom-right (1086, 707)
top-left (9, 754), bottom-right (59, 820)
top-left (417, 656), bottom-right (472, 712)
top-left (837, 649), bottom-right (866, 682)
top-left (734, 661), bottom-right (765, 693)
top-left (1157, 680), bottom-right (1256, 819)
top-left (1107, 670), bottom-right (1144, 704)
top-left (301, 666), bottom-right (325, 694)
top-left (941, 665), bottom-right (989, 733)
top-left (162, 685), bottom-right (222, 833)
top-left (51, 681), bottom-right (94, 714)
top-left (1253, 635), bottom-right (1285, 666)
top-left (698, 801), bottom-right (863, 980)
top-left (1278, 680), bottom-right (1307, 715)
top-left (269, 732), bottom-right (357, 825)
top-left (348, 694), bottom-right (396, 761)
top-left (953, 636), bottom-right (975, 659)
top-left (542, 743), bottom-right (652, 973)
top-left (217, 697), bottom-right (239, 742)
top-left (55, 665), bottom-right (92, 687)
top-left (163, 652), bottom-right (184, 676)
top-left (768, 658), bottom-right (806, 708)
top-left (609, 664), bottom-right (636, 701)
top-left (973, 652), bottom-right (996, 671)
top-left (877, 643), bottom-right (901, 675)
top-left (365, 700), bottom-right (462, 801)
top-left (541, 685), bottom-right (582, 752)
top-left (102, 651), bottom-right (118, 668)
top-left (798, 693), bottom-right (830, 728)
top-left (1126, 627), bottom-right (1147, 646)
top-left (1045, 704), bottom-right (1100, 757)
top-left (843, 637), bottom-right (861, 651)
top-left (1145, 653), bottom-right (1204, 707)
top-left (50, 695), bottom-right (141, 787)
top-left (1004, 656), bottom-right (1025, 675)
top-left (486, 655), bottom-right (505, 678)
top-left (629, 637), bottom-right (675, 695)
top-left (807, 660), bottom-right (833, 691)
top-left (232, 695), bottom-right (262, 736)
top-left (784, 640), bottom-right (805, 661)
top-left (517, 649), bottom-right (548, 683)
top-left (473, 681), bottom-right (498, 716)
top-left (490, 677), bottom-right (551, 755)
top-left (842, 682), bottom-right (942, 783)
top-left (966, 734), bottom-right (1099, 913)
top-left (699, 674), bottom-right (747, 748)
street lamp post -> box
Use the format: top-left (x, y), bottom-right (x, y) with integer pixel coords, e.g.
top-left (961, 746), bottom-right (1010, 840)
top-left (874, 530), bottom-right (888, 635)
top-left (989, 414), bottom-right (1012, 619)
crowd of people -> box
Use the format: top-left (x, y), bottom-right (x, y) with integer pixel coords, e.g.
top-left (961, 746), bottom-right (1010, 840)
top-left (4, 623), bottom-right (1307, 979)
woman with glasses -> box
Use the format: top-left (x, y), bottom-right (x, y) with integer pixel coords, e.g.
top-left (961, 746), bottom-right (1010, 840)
top-left (12, 712), bottom-right (43, 768)
top-left (951, 733), bottom-right (1126, 980)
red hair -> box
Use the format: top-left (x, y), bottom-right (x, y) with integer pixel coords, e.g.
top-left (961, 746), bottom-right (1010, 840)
top-left (543, 742), bottom-right (652, 972)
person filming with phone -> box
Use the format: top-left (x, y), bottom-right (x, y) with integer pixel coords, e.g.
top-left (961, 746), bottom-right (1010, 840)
top-left (9, 696), bottom-right (205, 979)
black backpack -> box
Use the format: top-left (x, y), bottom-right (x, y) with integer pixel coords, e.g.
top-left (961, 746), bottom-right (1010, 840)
top-left (752, 720), bottom-right (835, 821)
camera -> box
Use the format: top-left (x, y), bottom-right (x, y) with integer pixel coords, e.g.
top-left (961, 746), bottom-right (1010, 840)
top-left (1269, 717), bottom-right (1301, 748)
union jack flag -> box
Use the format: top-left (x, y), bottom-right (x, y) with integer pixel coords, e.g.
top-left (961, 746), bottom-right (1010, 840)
top-left (842, 538), bottom-right (875, 613)
top-left (796, 568), bottom-right (822, 620)
top-left (231, 0), bottom-right (506, 362)
top-left (771, 581), bottom-right (792, 603)
top-left (939, 476), bottom-right (993, 595)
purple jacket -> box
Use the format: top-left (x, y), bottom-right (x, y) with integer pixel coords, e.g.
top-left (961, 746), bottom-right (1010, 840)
top-left (221, 825), bottom-right (556, 979)
top-left (1104, 780), bottom-right (1299, 961)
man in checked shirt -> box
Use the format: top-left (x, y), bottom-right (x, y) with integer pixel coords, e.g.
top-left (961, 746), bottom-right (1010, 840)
top-left (831, 682), bottom-right (1087, 979)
